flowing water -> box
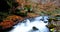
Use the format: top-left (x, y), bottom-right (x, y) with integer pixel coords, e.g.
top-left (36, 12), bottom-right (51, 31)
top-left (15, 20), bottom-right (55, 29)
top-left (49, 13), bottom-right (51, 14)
top-left (9, 16), bottom-right (50, 32)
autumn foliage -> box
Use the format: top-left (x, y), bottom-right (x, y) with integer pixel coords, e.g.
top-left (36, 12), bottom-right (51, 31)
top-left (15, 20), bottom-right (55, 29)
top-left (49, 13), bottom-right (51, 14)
top-left (0, 0), bottom-right (60, 31)
top-left (0, 15), bottom-right (24, 29)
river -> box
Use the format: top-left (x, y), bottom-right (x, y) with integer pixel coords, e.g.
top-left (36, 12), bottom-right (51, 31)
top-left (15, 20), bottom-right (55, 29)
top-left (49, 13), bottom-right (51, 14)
top-left (9, 16), bottom-right (50, 32)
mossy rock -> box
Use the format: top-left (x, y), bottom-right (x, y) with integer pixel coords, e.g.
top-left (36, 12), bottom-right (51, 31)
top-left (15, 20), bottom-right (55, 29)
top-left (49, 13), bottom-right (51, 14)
top-left (48, 24), bottom-right (56, 29)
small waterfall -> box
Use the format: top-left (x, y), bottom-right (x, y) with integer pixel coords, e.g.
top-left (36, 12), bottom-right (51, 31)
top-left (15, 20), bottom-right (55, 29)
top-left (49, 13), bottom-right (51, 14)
top-left (9, 16), bottom-right (50, 32)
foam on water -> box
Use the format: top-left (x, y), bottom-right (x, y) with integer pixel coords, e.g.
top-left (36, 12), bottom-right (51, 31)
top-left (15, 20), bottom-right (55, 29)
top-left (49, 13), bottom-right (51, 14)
top-left (9, 16), bottom-right (49, 32)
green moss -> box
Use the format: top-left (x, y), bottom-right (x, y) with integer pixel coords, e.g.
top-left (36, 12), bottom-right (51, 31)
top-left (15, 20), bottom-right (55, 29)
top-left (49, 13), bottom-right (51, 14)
top-left (48, 24), bottom-right (55, 29)
top-left (48, 19), bottom-right (52, 22)
top-left (50, 28), bottom-right (55, 32)
top-left (14, 9), bottom-right (27, 17)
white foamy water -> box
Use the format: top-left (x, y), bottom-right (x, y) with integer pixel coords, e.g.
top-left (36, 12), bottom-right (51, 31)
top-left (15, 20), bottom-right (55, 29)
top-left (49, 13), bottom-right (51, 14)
top-left (9, 16), bottom-right (49, 32)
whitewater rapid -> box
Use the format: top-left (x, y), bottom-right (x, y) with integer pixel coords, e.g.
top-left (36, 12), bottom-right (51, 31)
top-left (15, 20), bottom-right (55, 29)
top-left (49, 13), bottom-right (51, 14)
top-left (9, 16), bottom-right (50, 32)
